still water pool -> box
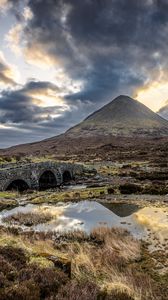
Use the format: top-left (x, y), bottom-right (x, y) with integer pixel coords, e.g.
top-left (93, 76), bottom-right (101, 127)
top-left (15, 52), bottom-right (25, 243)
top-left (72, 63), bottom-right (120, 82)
top-left (0, 200), bottom-right (168, 252)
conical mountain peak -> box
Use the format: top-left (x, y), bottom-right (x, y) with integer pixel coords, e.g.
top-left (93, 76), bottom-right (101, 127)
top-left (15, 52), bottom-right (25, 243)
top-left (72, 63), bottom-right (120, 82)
top-left (67, 95), bottom-right (168, 137)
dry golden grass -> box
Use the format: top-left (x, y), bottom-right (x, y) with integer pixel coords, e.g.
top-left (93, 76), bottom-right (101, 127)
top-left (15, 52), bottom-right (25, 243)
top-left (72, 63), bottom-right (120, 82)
top-left (0, 226), bottom-right (161, 299)
top-left (54, 227), bottom-right (156, 300)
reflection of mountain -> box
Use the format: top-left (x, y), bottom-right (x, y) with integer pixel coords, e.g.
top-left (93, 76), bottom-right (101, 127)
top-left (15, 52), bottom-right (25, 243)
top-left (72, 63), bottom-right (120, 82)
top-left (102, 203), bottom-right (140, 217)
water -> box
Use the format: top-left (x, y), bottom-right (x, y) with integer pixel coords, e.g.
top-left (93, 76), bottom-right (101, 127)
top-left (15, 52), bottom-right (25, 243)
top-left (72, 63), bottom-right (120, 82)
top-left (0, 201), bottom-right (167, 252)
top-left (63, 184), bottom-right (87, 190)
top-left (102, 202), bottom-right (140, 217)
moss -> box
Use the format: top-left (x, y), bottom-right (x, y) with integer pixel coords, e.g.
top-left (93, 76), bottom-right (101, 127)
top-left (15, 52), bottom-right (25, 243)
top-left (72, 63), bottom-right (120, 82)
top-left (0, 199), bottom-right (18, 211)
top-left (0, 191), bottom-right (17, 199)
top-left (31, 186), bottom-right (108, 204)
top-left (130, 244), bottom-right (168, 300)
top-left (29, 256), bottom-right (54, 268)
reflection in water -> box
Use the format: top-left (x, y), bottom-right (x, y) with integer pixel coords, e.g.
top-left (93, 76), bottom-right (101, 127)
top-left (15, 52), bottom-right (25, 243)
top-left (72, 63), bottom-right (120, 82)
top-left (0, 201), bottom-right (144, 237)
top-left (63, 184), bottom-right (87, 190)
top-left (0, 201), bottom-right (167, 252)
top-left (102, 203), bottom-right (140, 217)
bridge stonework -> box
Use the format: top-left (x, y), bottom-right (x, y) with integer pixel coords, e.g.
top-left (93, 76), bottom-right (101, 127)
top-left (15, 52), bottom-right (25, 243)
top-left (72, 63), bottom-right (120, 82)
top-left (0, 161), bottom-right (84, 191)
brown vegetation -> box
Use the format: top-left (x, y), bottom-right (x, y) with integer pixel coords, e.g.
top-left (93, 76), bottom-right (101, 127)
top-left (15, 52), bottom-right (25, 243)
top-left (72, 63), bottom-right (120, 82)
top-left (3, 211), bottom-right (53, 227)
top-left (119, 183), bottom-right (142, 194)
top-left (0, 246), bottom-right (68, 300)
top-left (0, 225), bottom-right (167, 299)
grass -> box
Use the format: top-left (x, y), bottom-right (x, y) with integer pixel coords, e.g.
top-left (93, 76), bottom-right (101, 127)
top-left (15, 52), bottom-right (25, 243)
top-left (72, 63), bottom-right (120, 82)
top-left (0, 199), bottom-right (17, 212)
top-left (0, 191), bottom-right (18, 199)
top-left (2, 211), bottom-right (53, 226)
top-left (0, 154), bottom-right (82, 166)
top-left (0, 225), bottom-right (167, 299)
top-left (0, 158), bottom-right (167, 298)
top-left (30, 186), bottom-right (108, 204)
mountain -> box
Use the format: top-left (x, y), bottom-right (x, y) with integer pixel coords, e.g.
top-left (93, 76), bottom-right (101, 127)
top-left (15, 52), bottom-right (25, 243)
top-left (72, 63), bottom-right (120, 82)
top-left (66, 95), bottom-right (168, 137)
top-left (158, 101), bottom-right (168, 121)
top-left (1, 95), bottom-right (168, 157)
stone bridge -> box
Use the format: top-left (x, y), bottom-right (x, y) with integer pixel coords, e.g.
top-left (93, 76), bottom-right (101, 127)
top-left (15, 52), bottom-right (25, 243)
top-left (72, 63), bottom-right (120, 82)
top-left (0, 161), bottom-right (84, 191)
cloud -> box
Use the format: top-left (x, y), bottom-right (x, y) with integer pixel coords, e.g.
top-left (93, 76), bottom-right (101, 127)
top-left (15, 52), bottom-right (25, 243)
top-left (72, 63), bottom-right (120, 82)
top-left (5, 0), bottom-right (168, 106)
top-left (1, 0), bottom-right (168, 147)
top-left (0, 80), bottom-right (94, 148)
top-left (5, 24), bottom-right (23, 55)
top-left (0, 79), bottom-right (94, 128)
top-left (0, 51), bottom-right (19, 86)
top-left (0, 0), bottom-right (9, 12)
top-left (0, 0), bottom-right (21, 17)
top-left (7, 0), bottom-right (166, 108)
top-left (0, 80), bottom-right (69, 123)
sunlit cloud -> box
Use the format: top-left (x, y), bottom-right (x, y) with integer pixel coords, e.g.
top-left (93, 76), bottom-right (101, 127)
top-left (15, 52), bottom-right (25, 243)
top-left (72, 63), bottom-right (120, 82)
top-left (0, 0), bottom-right (9, 13)
top-left (0, 51), bottom-right (19, 86)
top-left (21, 80), bottom-right (69, 108)
top-left (23, 6), bottom-right (33, 21)
top-left (1, 0), bottom-right (168, 148)
top-left (135, 80), bottom-right (168, 112)
top-left (0, 80), bottom-right (73, 129)
top-left (0, 123), bottom-right (13, 129)
top-left (54, 68), bottom-right (84, 94)
top-left (27, 89), bottom-right (69, 108)
top-left (5, 23), bottom-right (22, 55)
top-left (24, 43), bottom-right (59, 68)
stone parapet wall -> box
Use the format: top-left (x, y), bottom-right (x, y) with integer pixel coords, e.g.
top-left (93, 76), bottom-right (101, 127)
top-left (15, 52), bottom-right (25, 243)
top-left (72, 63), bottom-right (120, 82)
top-left (0, 161), bottom-right (84, 191)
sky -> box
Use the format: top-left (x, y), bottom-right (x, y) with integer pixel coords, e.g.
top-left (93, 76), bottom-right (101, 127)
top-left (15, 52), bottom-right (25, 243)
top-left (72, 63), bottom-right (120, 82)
top-left (1, 0), bottom-right (168, 148)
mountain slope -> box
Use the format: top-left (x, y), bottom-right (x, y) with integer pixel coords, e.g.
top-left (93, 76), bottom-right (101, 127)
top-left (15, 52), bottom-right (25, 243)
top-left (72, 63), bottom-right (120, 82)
top-left (158, 101), bottom-right (168, 121)
top-left (66, 95), bottom-right (168, 137)
top-left (1, 95), bottom-right (168, 156)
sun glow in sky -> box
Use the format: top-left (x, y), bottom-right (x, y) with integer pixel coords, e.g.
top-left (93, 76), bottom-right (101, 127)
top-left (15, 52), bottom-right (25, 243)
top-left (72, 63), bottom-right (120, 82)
top-left (0, 0), bottom-right (168, 148)
top-left (135, 81), bottom-right (168, 112)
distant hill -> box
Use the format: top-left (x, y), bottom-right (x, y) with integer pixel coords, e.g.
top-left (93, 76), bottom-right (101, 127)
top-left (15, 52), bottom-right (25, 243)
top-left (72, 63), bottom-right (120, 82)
top-left (1, 95), bottom-right (168, 157)
top-left (66, 95), bottom-right (168, 137)
top-left (158, 101), bottom-right (168, 121)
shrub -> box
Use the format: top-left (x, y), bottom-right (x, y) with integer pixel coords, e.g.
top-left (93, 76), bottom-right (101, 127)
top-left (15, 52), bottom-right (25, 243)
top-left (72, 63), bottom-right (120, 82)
top-left (119, 183), bottom-right (142, 194)
top-left (19, 264), bottom-right (68, 299)
top-left (55, 280), bottom-right (101, 300)
top-left (0, 246), bottom-right (27, 269)
top-left (3, 211), bottom-right (53, 227)
top-left (107, 187), bottom-right (114, 194)
top-left (1, 280), bottom-right (40, 300)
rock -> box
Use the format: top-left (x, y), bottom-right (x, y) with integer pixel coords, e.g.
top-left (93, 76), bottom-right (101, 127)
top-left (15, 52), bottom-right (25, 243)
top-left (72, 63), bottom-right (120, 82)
top-left (155, 262), bottom-right (164, 270)
top-left (48, 255), bottom-right (71, 278)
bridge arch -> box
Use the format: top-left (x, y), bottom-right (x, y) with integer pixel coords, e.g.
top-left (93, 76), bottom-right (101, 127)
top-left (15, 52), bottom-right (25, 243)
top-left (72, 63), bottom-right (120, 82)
top-left (39, 170), bottom-right (57, 190)
top-left (62, 170), bottom-right (72, 183)
top-left (5, 179), bottom-right (30, 192)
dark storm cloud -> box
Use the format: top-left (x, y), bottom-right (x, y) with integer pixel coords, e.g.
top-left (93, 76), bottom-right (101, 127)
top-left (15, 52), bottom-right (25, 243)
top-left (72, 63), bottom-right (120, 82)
top-left (22, 81), bottom-right (60, 93)
top-left (0, 82), bottom-right (93, 148)
top-left (21, 0), bottom-right (168, 105)
top-left (0, 80), bottom-right (65, 124)
top-left (1, 0), bottom-right (168, 147)
top-left (0, 79), bottom-right (93, 148)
